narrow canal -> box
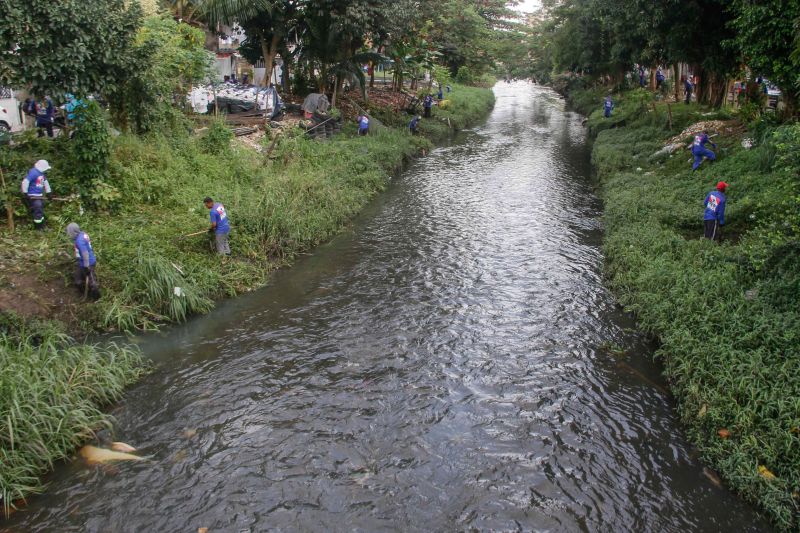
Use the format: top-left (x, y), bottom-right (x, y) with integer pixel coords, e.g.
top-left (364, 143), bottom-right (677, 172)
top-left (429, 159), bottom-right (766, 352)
top-left (10, 82), bottom-right (768, 532)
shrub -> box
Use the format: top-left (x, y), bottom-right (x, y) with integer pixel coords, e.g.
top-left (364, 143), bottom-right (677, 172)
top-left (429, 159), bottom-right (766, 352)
top-left (70, 101), bottom-right (112, 201)
top-left (198, 120), bottom-right (233, 156)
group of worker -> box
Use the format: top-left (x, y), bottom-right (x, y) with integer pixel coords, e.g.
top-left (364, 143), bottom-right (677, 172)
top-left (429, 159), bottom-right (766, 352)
top-left (17, 159), bottom-right (232, 301)
top-left (355, 84), bottom-right (451, 137)
top-left (22, 94), bottom-right (87, 138)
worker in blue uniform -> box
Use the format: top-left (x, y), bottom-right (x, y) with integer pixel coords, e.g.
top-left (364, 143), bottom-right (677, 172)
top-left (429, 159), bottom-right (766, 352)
top-left (683, 77), bottom-right (694, 104)
top-left (690, 131), bottom-right (717, 171)
top-left (409, 115), bottom-right (420, 135)
top-left (35, 96), bottom-right (56, 137)
top-left (66, 222), bottom-right (100, 298)
top-left (205, 197), bottom-right (231, 255)
top-left (703, 182), bottom-right (728, 241)
top-left (20, 160), bottom-right (52, 230)
top-left (603, 96), bottom-right (614, 118)
top-left (357, 113), bottom-right (370, 136)
top-left (423, 94), bottom-right (434, 118)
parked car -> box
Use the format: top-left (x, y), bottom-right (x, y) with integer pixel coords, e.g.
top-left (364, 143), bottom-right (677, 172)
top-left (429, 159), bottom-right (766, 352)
top-left (0, 87), bottom-right (24, 133)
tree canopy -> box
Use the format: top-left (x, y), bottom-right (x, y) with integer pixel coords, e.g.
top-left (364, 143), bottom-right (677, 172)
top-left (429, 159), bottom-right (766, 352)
top-left (0, 0), bottom-right (142, 97)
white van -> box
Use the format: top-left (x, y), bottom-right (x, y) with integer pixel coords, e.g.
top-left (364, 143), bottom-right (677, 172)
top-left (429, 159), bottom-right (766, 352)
top-left (0, 87), bottom-right (25, 133)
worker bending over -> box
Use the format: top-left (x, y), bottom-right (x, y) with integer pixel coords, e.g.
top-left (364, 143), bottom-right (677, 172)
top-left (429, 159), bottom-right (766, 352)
top-left (205, 197), bottom-right (231, 255)
top-left (66, 222), bottom-right (100, 299)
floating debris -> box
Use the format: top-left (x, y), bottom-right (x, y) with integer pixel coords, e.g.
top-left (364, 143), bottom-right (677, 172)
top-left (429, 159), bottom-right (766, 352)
top-left (79, 445), bottom-right (143, 465)
top-left (717, 428), bottom-right (731, 439)
top-left (703, 467), bottom-right (722, 487)
top-left (111, 442), bottom-right (137, 453)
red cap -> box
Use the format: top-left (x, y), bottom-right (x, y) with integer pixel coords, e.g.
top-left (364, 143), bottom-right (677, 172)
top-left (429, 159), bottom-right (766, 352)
top-left (716, 181), bottom-right (728, 191)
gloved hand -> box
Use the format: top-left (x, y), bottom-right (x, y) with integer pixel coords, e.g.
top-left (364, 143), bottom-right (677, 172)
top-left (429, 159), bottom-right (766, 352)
top-left (81, 266), bottom-right (91, 277)
top-left (208, 227), bottom-right (214, 234)
top-left (46, 193), bottom-right (53, 200)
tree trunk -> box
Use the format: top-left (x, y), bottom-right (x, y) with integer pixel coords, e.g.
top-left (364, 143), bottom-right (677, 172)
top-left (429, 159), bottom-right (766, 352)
top-left (0, 166), bottom-right (13, 232)
top-left (673, 64), bottom-right (681, 102)
top-left (282, 58), bottom-right (291, 94)
top-left (369, 61), bottom-right (375, 88)
top-left (259, 33), bottom-right (281, 88)
top-left (332, 74), bottom-right (339, 108)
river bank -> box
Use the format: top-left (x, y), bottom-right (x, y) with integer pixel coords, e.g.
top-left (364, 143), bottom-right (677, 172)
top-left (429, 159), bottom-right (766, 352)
top-left (568, 86), bottom-right (800, 529)
top-left (0, 83), bottom-right (496, 513)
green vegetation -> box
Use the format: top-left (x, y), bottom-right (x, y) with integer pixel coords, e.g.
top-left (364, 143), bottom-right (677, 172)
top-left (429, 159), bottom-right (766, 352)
top-left (574, 87), bottom-right (800, 529)
top-left (0, 315), bottom-right (147, 512)
top-left (528, 0), bottom-right (800, 110)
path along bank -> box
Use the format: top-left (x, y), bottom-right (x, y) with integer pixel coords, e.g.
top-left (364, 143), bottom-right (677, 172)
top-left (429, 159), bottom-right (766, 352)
top-left (0, 84), bottom-right (495, 513)
top-left (568, 86), bottom-right (800, 529)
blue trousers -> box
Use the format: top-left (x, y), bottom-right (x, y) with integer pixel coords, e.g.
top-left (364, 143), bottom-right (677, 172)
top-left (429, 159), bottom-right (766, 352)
top-left (604, 108), bottom-right (611, 118)
top-left (692, 147), bottom-right (716, 170)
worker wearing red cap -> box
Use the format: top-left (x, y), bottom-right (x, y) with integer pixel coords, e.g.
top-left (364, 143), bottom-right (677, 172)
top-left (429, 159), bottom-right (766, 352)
top-left (703, 181), bottom-right (728, 240)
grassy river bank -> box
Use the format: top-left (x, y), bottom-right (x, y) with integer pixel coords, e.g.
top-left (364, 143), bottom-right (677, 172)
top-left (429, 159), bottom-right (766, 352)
top-left (568, 86), bottom-right (800, 528)
top-left (0, 84), bottom-right (496, 512)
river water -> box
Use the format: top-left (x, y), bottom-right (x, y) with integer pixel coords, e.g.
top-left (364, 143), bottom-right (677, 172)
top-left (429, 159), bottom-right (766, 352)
top-left (8, 82), bottom-right (768, 532)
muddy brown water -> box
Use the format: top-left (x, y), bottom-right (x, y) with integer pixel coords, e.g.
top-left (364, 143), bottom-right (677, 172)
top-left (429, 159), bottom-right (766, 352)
top-left (8, 82), bottom-right (769, 532)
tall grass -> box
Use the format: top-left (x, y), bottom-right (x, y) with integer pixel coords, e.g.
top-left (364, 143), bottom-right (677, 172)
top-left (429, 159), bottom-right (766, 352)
top-left (0, 326), bottom-right (147, 514)
top-left (574, 87), bottom-right (800, 529)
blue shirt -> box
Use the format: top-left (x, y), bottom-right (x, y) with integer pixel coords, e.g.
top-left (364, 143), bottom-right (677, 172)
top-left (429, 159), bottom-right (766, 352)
top-left (704, 191), bottom-right (726, 224)
top-left (210, 202), bottom-right (230, 234)
top-left (424, 95), bottom-right (433, 108)
top-left (358, 116), bottom-right (369, 130)
top-left (21, 168), bottom-right (50, 198)
top-left (692, 133), bottom-right (715, 152)
top-left (604, 98), bottom-right (613, 111)
top-left (409, 117), bottom-right (419, 131)
top-left (74, 232), bottom-right (97, 267)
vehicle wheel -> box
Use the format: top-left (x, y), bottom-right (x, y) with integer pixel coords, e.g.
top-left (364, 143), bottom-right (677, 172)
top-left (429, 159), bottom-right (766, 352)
top-left (0, 122), bottom-right (10, 133)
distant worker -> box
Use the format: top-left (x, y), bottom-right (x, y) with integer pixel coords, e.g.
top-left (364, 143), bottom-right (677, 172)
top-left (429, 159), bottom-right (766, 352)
top-left (63, 93), bottom-right (86, 127)
top-left (35, 95), bottom-right (56, 138)
top-left (446, 85), bottom-right (452, 94)
top-left (66, 222), bottom-right (100, 299)
top-left (423, 93), bottom-right (434, 118)
top-left (242, 72), bottom-right (249, 85)
top-left (683, 76), bottom-right (694, 104)
top-left (638, 66), bottom-right (646, 87)
top-left (204, 197), bottom-right (231, 256)
top-left (357, 112), bottom-right (370, 136)
top-left (437, 85), bottom-right (443, 100)
top-left (409, 115), bottom-right (421, 135)
top-left (690, 130), bottom-right (717, 171)
top-left (703, 181), bottom-right (728, 241)
top-left (21, 160), bottom-right (52, 230)
top-left (603, 95), bottom-right (614, 118)
top-left (656, 68), bottom-right (665, 89)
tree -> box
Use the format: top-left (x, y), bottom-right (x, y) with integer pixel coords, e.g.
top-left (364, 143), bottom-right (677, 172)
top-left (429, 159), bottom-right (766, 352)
top-left (198, 0), bottom-right (295, 88)
top-left (729, 0), bottom-right (800, 111)
top-left (0, 0), bottom-right (142, 98)
top-left (109, 15), bottom-right (213, 132)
